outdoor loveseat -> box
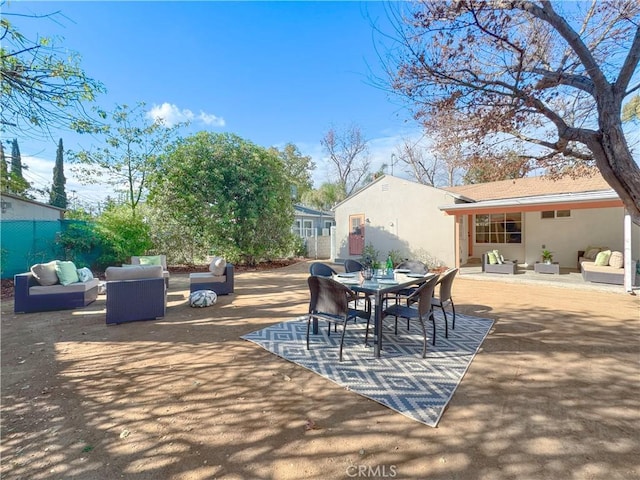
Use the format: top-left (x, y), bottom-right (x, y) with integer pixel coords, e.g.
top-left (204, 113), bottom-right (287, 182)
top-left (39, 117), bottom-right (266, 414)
top-left (14, 271), bottom-right (99, 313)
top-left (578, 249), bottom-right (624, 285)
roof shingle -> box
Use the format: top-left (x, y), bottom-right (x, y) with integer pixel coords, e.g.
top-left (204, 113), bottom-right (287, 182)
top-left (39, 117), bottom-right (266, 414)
top-left (442, 173), bottom-right (612, 202)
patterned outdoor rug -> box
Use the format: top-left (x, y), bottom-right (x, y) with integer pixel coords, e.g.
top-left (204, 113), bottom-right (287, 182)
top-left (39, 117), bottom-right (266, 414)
top-left (241, 312), bottom-right (494, 427)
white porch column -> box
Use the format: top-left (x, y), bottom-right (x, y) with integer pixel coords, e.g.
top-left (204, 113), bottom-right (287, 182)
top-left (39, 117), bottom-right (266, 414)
top-left (624, 212), bottom-right (633, 293)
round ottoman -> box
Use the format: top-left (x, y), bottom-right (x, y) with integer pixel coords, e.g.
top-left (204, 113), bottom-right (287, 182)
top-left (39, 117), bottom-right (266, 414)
top-left (189, 289), bottom-right (217, 308)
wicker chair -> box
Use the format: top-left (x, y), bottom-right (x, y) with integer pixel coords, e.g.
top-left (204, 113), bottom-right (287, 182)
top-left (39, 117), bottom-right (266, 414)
top-left (431, 268), bottom-right (459, 337)
top-left (105, 265), bottom-right (166, 324)
top-left (344, 259), bottom-right (364, 273)
top-left (309, 262), bottom-right (338, 277)
top-left (306, 276), bottom-right (371, 361)
top-left (382, 275), bottom-right (439, 358)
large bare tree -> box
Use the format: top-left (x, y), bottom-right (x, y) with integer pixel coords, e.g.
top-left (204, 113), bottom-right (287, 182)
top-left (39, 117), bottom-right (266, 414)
top-left (384, 0), bottom-right (640, 223)
top-left (321, 124), bottom-right (371, 196)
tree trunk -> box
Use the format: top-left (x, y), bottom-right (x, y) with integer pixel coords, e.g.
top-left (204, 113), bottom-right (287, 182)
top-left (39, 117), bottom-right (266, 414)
top-left (585, 121), bottom-right (640, 226)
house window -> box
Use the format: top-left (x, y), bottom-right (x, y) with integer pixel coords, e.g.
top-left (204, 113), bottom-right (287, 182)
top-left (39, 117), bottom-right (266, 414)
top-left (475, 213), bottom-right (522, 244)
top-left (541, 210), bottom-right (571, 219)
top-left (303, 220), bottom-right (313, 237)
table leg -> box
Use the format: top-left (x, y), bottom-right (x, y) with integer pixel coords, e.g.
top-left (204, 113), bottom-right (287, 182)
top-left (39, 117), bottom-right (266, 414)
top-left (374, 292), bottom-right (383, 358)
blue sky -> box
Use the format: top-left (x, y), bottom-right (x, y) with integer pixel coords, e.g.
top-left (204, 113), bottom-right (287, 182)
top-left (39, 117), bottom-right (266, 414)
top-left (5, 1), bottom-right (421, 207)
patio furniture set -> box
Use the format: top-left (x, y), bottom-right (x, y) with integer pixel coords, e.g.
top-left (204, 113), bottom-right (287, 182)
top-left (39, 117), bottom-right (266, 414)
top-left (14, 255), bottom-right (235, 323)
top-left (306, 260), bottom-right (458, 361)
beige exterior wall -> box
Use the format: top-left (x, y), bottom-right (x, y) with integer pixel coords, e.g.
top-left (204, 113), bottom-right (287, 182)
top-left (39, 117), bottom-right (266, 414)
top-left (1, 194), bottom-right (63, 220)
top-left (334, 176), bottom-right (459, 268)
top-left (469, 206), bottom-right (640, 269)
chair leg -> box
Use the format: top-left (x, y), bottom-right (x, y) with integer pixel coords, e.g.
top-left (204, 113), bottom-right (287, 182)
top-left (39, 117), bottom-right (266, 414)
top-left (339, 322), bottom-right (348, 362)
top-left (306, 315), bottom-right (312, 350)
top-left (451, 300), bottom-right (456, 330)
top-left (419, 317), bottom-right (428, 358)
top-left (431, 313), bottom-right (436, 346)
top-left (441, 306), bottom-right (449, 338)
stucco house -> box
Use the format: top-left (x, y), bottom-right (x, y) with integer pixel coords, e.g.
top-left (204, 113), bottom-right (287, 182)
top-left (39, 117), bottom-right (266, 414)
top-left (333, 175), bottom-right (462, 268)
top-left (332, 174), bottom-right (639, 291)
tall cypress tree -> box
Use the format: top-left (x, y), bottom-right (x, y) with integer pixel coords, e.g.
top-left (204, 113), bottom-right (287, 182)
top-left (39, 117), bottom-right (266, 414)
top-left (9, 138), bottom-right (29, 195)
top-left (49, 138), bottom-right (68, 208)
top-left (0, 142), bottom-right (9, 192)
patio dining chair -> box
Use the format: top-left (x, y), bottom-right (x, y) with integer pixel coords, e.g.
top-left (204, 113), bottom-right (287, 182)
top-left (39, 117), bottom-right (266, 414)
top-left (431, 267), bottom-right (458, 337)
top-left (344, 259), bottom-right (364, 273)
top-left (382, 275), bottom-right (439, 358)
top-left (306, 276), bottom-right (371, 362)
top-left (309, 262), bottom-right (338, 277)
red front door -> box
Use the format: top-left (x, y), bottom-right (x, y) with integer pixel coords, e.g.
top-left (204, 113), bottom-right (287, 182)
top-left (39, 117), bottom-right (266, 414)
top-left (348, 214), bottom-right (365, 255)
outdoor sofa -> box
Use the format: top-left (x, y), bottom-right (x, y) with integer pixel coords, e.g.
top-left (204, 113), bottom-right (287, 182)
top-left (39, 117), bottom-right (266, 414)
top-left (578, 249), bottom-right (624, 285)
top-left (14, 271), bottom-right (99, 313)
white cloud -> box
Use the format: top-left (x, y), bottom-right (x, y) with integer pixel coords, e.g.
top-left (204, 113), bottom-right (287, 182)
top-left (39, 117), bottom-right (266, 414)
top-left (198, 111), bottom-right (226, 127)
top-left (147, 103), bottom-right (225, 128)
top-left (21, 155), bottom-right (113, 207)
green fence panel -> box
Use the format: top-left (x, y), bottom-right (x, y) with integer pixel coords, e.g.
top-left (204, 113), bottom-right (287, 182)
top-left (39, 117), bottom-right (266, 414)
top-left (1, 220), bottom-right (62, 278)
top-left (0, 220), bottom-right (99, 279)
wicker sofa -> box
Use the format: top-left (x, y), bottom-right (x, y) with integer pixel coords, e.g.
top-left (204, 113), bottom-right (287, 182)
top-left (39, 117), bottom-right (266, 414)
top-left (578, 250), bottom-right (624, 285)
top-left (14, 272), bottom-right (99, 313)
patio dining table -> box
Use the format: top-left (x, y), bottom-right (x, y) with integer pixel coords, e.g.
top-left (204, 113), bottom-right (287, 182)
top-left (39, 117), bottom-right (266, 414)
top-left (333, 271), bottom-right (436, 358)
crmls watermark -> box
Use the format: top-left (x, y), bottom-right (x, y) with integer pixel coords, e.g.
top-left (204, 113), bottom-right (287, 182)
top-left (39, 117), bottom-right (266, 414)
top-left (346, 464), bottom-right (398, 478)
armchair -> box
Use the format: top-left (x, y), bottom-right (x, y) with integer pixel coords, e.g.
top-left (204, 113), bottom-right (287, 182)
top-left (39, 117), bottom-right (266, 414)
top-left (482, 253), bottom-right (517, 274)
top-left (189, 264), bottom-right (234, 295)
top-left (105, 265), bottom-right (166, 324)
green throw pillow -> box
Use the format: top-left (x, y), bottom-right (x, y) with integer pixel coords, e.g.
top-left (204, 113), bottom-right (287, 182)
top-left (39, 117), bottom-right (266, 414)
top-left (139, 255), bottom-right (162, 266)
top-left (594, 250), bottom-right (612, 266)
top-left (55, 260), bottom-right (80, 286)
top-left (487, 252), bottom-right (498, 265)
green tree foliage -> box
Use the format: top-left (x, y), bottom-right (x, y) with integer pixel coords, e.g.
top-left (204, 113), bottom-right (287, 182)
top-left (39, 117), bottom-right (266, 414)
top-left (148, 132), bottom-right (295, 266)
top-left (7, 139), bottom-right (30, 195)
top-left (0, 143), bottom-right (9, 192)
top-left (301, 181), bottom-right (346, 211)
top-left (0, 8), bottom-right (104, 137)
top-left (95, 204), bottom-right (153, 267)
top-left (268, 143), bottom-right (315, 202)
top-left (49, 138), bottom-right (68, 208)
top-left (70, 103), bottom-right (184, 214)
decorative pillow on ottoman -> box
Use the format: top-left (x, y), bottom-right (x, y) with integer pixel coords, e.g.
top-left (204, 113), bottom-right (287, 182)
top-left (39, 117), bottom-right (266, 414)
top-left (189, 289), bottom-right (217, 308)
top-left (209, 256), bottom-right (227, 276)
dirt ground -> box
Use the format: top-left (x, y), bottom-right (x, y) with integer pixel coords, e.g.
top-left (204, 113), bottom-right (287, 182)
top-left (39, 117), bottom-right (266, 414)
top-left (1, 260), bottom-right (638, 480)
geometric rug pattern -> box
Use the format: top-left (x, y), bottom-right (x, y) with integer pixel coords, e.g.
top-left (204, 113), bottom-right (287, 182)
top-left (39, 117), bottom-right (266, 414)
top-left (241, 312), bottom-right (494, 427)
